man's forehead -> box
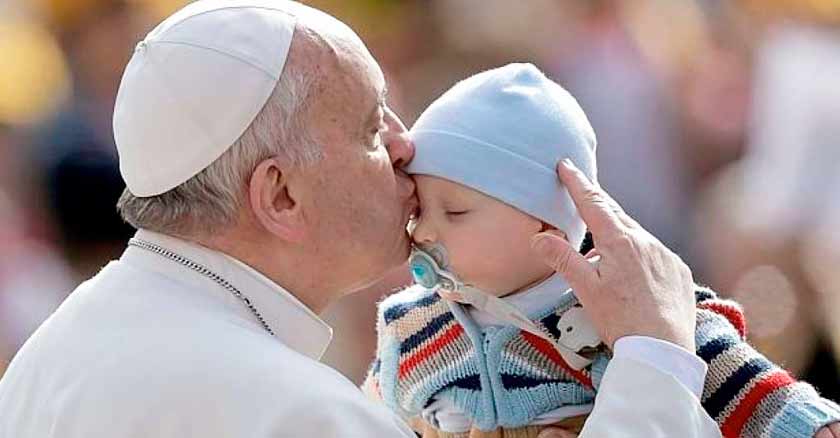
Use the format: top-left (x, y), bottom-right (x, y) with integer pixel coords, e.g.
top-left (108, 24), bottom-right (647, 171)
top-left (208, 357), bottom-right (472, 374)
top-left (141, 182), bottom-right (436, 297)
top-left (358, 45), bottom-right (387, 103)
top-left (360, 61), bottom-right (387, 116)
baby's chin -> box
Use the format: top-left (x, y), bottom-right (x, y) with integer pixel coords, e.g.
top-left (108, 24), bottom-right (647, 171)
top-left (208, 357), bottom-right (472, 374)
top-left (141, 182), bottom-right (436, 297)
top-left (461, 276), bottom-right (518, 298)
top-left (472, 271), bottom-right (555, 298)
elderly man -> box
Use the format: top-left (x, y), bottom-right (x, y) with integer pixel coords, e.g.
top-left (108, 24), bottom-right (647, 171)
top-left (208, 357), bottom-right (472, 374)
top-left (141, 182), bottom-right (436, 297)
top-left (0, 1), bottom-right (719, 437)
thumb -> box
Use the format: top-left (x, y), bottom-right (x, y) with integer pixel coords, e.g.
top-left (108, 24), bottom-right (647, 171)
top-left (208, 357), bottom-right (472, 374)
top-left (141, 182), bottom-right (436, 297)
top-left (531, 231), bottom-right (597, 291)
top-left (537, 427), bottom-right (579, 438)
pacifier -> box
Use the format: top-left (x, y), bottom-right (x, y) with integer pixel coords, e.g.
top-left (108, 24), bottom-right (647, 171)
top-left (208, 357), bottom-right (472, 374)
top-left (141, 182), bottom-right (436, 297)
top-left (409, 244), bottom-right (593, 370)
top-left (410, 244), bottom-right (449, 285)
top-left (409, 244), bottom-right (466, 302)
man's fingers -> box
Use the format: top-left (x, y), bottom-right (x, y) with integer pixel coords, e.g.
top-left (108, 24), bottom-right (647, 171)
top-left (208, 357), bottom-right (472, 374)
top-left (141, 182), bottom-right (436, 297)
top-left (531, 231), bottom-right (597, 290)
top-left (816, 427), bottom-right (833, 438)
top-left (814, 424), bottom-right (840, 438)
top-left (556, 160), bottom-right (633, 234)
top-left (537, 427), bottom-right (579, 438)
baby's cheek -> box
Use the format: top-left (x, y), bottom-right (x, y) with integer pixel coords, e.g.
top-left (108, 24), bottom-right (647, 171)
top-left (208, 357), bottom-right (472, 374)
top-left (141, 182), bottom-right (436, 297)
top-left (465, 245), bottom-right (528, 292)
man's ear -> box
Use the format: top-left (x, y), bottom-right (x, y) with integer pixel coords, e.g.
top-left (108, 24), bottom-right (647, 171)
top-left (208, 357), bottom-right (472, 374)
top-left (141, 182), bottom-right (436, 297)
top-left (248, 157), bottom-right (306, 243)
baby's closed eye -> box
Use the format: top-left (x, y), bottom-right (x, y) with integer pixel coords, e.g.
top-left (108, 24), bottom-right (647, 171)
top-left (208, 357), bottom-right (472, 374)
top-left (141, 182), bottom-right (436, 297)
top-left (446, 210), bottom-right (470, 216)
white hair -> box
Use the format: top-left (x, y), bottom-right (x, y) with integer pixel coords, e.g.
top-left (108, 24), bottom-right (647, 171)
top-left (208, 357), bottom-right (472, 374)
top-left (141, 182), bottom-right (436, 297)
top-left (117, 64), bottom-right (320, 237)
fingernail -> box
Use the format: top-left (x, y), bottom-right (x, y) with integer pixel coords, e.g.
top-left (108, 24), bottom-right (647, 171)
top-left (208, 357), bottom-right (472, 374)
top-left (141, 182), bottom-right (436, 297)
top-left (560, 158), bottom-right (574, 169)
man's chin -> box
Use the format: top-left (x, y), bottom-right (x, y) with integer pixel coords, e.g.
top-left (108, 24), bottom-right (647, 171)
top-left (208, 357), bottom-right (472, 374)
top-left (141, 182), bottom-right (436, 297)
top-left (341, 259), bottom-right (411, 297)
top-left (339, 233), bottom-right (412, 296)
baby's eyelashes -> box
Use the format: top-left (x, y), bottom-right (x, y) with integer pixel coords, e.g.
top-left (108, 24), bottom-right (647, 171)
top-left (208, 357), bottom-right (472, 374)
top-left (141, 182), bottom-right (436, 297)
top-left (446, 210), bottom-right (470, 216)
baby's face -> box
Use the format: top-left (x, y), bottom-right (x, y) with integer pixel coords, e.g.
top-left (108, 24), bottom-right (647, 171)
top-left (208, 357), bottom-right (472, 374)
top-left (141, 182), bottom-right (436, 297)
top-left (410, 175), bottom-right (555, 296)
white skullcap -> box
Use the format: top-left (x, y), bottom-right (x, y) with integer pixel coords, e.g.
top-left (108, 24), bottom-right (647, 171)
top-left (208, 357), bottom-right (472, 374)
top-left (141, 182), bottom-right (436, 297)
top-left (113, 0), bottom-right (297, 197)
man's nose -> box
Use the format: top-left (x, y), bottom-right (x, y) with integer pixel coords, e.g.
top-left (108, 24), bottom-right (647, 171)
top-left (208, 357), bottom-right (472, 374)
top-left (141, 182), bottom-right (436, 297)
top-left (383, 106), bottom-right (414, 168)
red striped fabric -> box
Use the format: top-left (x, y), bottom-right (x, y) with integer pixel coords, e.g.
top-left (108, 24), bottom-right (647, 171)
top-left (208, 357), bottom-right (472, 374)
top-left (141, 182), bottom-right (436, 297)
top-left (719, 370), bottom-right (796, 438)
top-left (399, 324), bottom-right (465, 378)
top-left (521, 331), bottom-right (593, 389)
top-left (699, 301), bottom-right (748, 338)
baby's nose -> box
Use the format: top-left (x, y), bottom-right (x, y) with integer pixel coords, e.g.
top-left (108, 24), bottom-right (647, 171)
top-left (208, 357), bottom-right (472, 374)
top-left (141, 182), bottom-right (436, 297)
top-left (410, 216), bottom-right (436, 246)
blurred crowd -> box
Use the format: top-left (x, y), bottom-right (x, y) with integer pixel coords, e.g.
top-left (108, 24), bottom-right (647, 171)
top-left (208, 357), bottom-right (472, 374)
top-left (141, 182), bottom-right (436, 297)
top-left (1, 0), bottom-right (839, 399)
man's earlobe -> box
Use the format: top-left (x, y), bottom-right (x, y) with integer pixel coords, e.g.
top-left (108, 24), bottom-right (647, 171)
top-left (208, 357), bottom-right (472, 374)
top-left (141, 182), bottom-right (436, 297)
top-left (249, 158), bottom-right (306, 243)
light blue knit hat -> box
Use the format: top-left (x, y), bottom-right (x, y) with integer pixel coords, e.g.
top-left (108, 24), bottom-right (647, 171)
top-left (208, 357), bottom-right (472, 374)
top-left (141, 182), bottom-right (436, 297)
top-left (406, 63), bottom-right (598, 250)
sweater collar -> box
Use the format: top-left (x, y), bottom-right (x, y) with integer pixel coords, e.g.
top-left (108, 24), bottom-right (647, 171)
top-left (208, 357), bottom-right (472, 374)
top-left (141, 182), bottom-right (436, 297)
top-left (470, 273), bottom-right (573, 327)
top-left (121, 229), bottom-right (333, 360)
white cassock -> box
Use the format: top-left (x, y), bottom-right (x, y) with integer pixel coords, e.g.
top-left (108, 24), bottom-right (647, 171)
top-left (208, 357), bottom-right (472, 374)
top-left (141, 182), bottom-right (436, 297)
top-left (0, 230), bottom-right (720, 437)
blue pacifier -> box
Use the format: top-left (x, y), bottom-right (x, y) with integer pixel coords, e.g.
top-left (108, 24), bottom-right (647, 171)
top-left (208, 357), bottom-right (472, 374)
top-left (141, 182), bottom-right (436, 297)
top-left (410, 252), bottom-right (438, 289)
top-left (409, 244), bottom-right (456, 291)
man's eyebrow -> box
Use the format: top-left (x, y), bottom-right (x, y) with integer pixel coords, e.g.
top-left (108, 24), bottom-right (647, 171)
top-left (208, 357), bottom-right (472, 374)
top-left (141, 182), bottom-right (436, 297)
top-left (379, 86), bottom-right (389, 105)
top-left (366, 86), bottom-right (388, 125)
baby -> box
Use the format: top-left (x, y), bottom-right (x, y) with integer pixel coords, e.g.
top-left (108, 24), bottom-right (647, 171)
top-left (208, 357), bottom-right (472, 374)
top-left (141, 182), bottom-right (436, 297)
top-left (363, 63), bottom-right (840, 438)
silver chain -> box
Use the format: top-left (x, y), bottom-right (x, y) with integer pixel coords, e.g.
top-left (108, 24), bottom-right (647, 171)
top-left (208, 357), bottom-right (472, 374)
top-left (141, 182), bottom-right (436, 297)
top-left (128, 238), bottom-right (275, 337)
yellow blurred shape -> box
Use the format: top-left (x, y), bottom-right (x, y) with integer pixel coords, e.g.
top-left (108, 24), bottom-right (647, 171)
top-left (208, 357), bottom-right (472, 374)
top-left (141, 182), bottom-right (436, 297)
top-left (741, 0), bottom-right (840, 22)
top-left (0, 21), bottom-right (70, 125)
top-left (620, 0), bottom-right (709, 75)
top-left (35, 0), bottom-right (112, 32)
top-left (126, 0), bottom-right (191, 21)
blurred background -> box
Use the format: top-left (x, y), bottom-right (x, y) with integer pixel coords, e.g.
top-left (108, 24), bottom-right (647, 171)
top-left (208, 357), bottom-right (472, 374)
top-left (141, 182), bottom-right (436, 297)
top-left (0, 0), bottom-right (839, 399)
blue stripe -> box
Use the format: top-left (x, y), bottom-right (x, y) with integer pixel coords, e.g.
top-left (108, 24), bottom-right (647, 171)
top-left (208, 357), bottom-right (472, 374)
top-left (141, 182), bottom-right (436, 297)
top-left (695, 288), bottom-right (716, 303)
top-left (400, 311), bottom-right (456, 355)
top-left (450, 374), bottom-right (482, 391)
top-left (383, 292), bottom-right (441, 323)
top-left (768, 387), bottom-right (840, 437)
top-left (501, 373), bottom-right (565, 390)
top-left (703, 357), bottom-right (772, 420)
top-left (697, 334), bottom-right (739, 363)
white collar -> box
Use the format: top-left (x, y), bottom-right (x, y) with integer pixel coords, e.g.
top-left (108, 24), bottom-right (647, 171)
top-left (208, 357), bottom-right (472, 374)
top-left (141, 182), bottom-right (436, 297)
top-left (470, 273), bottom-right (572, 328)
top-left (121, 229), bottom-right (333, 360)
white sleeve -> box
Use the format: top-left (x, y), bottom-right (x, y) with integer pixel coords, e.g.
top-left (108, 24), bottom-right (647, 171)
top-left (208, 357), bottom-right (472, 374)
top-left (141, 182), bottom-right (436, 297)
top-left (271, 389), bottom-right (417, 438)
top-left (580, 340), bottom-right (721, 438)
top-left (613, 335), bottom-right (708, 399)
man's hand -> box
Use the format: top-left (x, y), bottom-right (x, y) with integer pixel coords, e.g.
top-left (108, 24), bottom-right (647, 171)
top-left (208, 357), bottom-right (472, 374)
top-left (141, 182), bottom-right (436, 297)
top-left (816, 423), bottom-right (840, 438)
top-left (538, 428), bottom-right (578, 438)
top-left (531, 159), bottom-right (697, 351)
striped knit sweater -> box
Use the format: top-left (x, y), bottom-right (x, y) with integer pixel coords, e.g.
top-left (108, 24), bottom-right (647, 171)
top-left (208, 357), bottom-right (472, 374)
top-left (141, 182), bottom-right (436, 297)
top-left (364, 284), bottom-right (840, 437)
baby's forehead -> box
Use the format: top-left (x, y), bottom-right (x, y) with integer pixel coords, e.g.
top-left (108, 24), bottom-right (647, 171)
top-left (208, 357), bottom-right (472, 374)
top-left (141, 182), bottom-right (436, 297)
top-left (414, 174), bottom-right (467, 195)
top-left (413, 174), bottom-right (495, 204)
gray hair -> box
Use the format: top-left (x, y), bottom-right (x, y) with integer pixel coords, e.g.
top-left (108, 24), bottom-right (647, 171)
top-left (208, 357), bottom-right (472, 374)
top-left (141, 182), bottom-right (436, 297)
top-left (117, 65), bottom-right (320, 237)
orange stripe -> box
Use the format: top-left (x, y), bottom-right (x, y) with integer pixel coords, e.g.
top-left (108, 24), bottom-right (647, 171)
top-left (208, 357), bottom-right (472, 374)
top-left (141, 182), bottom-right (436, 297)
top-left (521, 331), bottom-right (593, 388)
top-left (720, 370), bottom-right (796, 438)
top-left (399, 324), bottom-right (464, 378)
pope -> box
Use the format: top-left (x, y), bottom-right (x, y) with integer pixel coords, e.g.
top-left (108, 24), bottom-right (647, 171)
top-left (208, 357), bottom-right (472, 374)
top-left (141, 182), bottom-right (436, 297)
top-left (0, 1), bottom-right (729, 437)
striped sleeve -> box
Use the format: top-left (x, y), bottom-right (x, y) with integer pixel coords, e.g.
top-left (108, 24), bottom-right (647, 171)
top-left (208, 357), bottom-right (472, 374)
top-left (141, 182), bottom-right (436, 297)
top-left (695, 287), bottom-right (840, 438)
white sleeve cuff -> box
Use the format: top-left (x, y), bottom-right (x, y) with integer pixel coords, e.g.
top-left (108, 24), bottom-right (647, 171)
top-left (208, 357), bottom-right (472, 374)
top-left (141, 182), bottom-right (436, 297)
top-left (612, 335), bottom-right (707, 399)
